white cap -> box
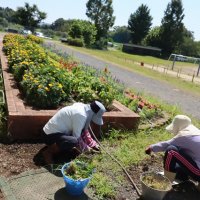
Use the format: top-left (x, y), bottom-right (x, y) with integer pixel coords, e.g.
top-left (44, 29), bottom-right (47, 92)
top-left (90, 101), bottom-right (106, 125)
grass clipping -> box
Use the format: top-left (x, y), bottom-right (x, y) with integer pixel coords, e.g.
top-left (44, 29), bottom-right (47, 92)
top-left (142, 173), bottom-right (171, 191)
top-left (64, 161), bottom-right (94, 180)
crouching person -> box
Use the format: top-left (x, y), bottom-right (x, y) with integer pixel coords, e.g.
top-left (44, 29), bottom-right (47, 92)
top-left (42, 101), bottom-right (106, 164)
top-left (145, 115), bottom-right (200, 190)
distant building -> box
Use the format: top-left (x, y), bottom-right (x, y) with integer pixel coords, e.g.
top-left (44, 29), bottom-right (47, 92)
top-left (122, 43), bottom-right (162, 57)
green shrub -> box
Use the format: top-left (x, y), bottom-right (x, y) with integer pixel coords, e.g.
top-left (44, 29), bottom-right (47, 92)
top-left (93, 37), bottom-right (108, 50)
top-left (21, 69), bottom-right (64, 108)
top-left (21, 65), bottom-right (73, 108)
top-left (67, 37), bottom-right (84, 47)
top-left (68, 20), bottom-right (97, 47)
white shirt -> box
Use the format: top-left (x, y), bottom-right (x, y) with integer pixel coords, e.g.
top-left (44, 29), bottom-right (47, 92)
top-left (43, 103), bottom-right (88, 138)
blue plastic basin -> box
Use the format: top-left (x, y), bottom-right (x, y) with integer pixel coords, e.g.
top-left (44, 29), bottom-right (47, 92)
top-left (61, 161), bottom-right (93, 196)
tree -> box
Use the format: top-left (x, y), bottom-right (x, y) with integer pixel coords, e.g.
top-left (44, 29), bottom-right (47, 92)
top-left (51, 18), bottom-right (73, 32)
top-left (15, 3), bottom-right (46, 32)
top-left (86, 0), bottom-right (115, 41)
top-left (68, 20), bottom-right (97, 47)
top-left (128, 4), bottom-right (152, 44)
top-left (178, 27), bottom-right (199, 57)
top-left (143, 26), bottom-right (162, 47)
top-left (109, 26), bottom-right (131, 43)
top-left (160, 0), bottom-right (185, 56)
top-left (0, 7), bottom-right (16, 23)
top-left (69, 21), bottom-right (83, 39)
top-left (51, 18), bottom-right (66, 31)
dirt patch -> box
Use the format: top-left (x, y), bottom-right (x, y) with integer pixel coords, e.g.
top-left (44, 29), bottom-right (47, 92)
top-left (0, 142), bottom-right (46, 200)
top-left (0, 142), bottom-right (45, 178)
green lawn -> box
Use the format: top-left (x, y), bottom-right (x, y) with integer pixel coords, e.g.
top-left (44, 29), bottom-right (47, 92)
top-left (64, 44), bottom-right (197, 67)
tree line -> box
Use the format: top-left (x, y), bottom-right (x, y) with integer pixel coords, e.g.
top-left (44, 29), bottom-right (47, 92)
top-left (1, 0), bottom-right (200, 57)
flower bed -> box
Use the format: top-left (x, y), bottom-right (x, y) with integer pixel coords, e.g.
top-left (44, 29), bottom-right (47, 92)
top-left (0, 50), bottom-right (140, 139)
top-left (2, 34), bottom-right (164, 119)
top-left (2, 34), bottom-right (117, 109)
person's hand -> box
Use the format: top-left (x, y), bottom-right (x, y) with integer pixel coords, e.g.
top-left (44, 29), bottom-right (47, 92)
top-left (85, 146), bottom-right (101, 154)
top-left (145, 146), bottom-right (152, 155)
top-left (92, 144), bottom-right (100, 152)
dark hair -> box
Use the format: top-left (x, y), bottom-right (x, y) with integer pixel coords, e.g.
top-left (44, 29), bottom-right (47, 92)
top-left (90, 101), bottom-right (100, 114)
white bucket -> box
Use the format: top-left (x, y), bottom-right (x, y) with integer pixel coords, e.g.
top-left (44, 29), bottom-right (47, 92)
top-left (140, 172), bottom-right (172, 200)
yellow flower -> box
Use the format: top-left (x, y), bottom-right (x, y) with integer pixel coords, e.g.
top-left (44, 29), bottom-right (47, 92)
top-left (48, 84), bottom-right (53, 87)
top-left (45, 87), bottom-right (50, 91)
top-left (58, 83), bottom-right (63, 88)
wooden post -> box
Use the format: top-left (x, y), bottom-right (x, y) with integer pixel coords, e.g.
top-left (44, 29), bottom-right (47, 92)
top-left (192, 72), bottom-right (195, 82)
top-left (172, 55), bottom-right (176, 70)
top-left (197, 63), bottom-right (200, 76)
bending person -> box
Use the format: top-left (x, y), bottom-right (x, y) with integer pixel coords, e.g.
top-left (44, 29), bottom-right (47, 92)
top-left (42, 101), bottom-right (106, 164)
top-left (145, 115), bottom-right (200, 189)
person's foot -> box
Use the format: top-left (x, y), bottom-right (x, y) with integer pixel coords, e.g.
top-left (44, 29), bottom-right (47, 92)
top-left (42, 148), bottom-right (54, 164)
top-left (72, 147), bottom-right (82, 156)
top-left (196, 182), bottom-right (200, 192)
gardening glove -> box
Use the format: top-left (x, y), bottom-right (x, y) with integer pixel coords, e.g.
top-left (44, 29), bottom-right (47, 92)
top-left (92, 144), bottom-right (100, 152)
top-left (86, 146), bottom-right (101, 154)
top-left (77, 137), bottom-right (91, 153)
top-left (81, 130), bottom-right (98, 149)
top-left (145, 146), bottom-right (152, 155)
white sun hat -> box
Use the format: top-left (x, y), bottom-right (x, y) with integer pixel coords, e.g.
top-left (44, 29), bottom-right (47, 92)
top-left (166, 115), bottom-right (191, 135)
top-left (166, 115), bottom-right (200, 137)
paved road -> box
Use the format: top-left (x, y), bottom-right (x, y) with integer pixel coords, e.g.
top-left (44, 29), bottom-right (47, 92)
top-left (49, 41), bottom-right (200, 120)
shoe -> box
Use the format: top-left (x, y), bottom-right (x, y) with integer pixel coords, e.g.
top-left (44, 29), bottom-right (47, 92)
top-left (72, 147), bottom-right (82, 156)
top-left (164, 169), bottom-right (176, 183)
top-left (42, 148), bottom-right (54, 164)
top-left (196, 182), bottom-right (200, 192)
top-left (42, 143), bottom-right (60, 164)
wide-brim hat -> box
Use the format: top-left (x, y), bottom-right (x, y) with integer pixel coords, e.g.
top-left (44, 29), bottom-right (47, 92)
top-left (166, 115), bottom-right (191, 135)
top-left (90, 101), bottom-right (106, 125)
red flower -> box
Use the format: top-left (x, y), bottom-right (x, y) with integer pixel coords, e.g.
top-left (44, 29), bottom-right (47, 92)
top-left (138, 101), bottom-right (145, 109)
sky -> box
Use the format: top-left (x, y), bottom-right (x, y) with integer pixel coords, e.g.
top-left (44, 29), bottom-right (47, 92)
top-left (1, 0), bottom-right (200, 41)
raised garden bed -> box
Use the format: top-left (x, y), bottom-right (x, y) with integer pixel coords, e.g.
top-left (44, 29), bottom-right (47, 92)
top-left (0, 42), bottom-right (140, 140)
